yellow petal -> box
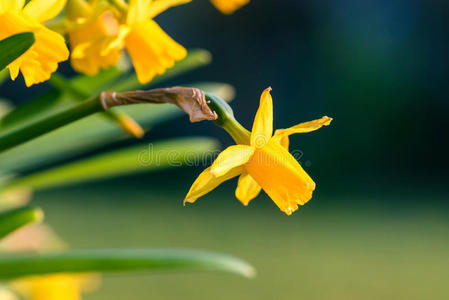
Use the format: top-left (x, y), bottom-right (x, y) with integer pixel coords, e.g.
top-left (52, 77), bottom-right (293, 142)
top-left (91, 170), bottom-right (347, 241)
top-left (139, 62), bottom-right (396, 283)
top-left (245, 141), bottom-right (315, 215)
top-left (251, 87), bottom-right (273, 148)
top-left (0, 13), bottom-right (68, 86)
top-left (272, 116), bottom-right (332, 142)
top-left (210, 145), bottom-right (255, 177)
top-left (210, 0), bottom-right (250, 14)
top-left (271, 116), bottom-right (332, 150)
top-left (148, 0), bottom-right (192, 18)
top-left (125, 20), bottom-right (187, 84)
top-left (127, 0), bottom-right (151, 23)
top-left (0, 0), bottom-right (25, 14)
top-left (69, 10), bottom-right (122, 75)
top-left (23, 0), bottom-right (67, 22)
top-left (184, 166), bottom-right (243, 204)
top-left (235, 172), bottom-right (261, 206)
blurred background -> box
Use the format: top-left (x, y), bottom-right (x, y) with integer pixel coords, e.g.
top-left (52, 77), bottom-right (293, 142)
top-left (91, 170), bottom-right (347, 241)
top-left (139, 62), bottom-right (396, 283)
top-left (1, 0), bottom-right (449, 299)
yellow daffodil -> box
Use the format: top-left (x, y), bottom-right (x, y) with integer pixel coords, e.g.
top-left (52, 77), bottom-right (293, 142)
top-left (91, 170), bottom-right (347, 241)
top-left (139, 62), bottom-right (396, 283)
top-left (210, 0), bottom-right (249, 14)
top-left (68, 0), bottom-right (188, 84)
top-left (0, 0), bottom-right (69, 86)
top-left (185, 88), bottom-right (332, 215)
top-left (68, 0), bottom-right (123, 75)
top-left (10, 274), bottom-right (99, 300)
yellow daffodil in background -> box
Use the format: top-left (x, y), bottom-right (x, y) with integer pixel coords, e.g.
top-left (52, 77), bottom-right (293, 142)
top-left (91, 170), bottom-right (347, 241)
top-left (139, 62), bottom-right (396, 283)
top-left (68, 0), bottom-right (123, 75)
top-left (0, 0), bottom-right (69, 87)
top-left (68, 0), bottom-right (188, 84)
top-left (210, 0), bottom-right (249, 14)
top-left (185, 88), bottom-right (332, 215)
top-left (11, 274), bottom-right (98, 300)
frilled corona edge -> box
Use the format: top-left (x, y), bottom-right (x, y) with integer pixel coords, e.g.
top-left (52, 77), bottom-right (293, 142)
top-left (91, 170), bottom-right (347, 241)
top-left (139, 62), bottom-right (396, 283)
top-left (100, 87), bottom-right (218, 123)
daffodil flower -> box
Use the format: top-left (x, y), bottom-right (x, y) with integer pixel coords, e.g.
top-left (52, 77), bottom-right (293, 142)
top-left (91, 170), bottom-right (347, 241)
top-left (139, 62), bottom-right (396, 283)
top-left (68, 0), bottom-right (123, 75)
top-left (68, 0), bottom-right (188, 84)
top-left (210, 0), bottom-right (249, 14)
top-left (0, 0), bottom-right (69, 87)
top-left (185, 88), bottom-right (332, 215)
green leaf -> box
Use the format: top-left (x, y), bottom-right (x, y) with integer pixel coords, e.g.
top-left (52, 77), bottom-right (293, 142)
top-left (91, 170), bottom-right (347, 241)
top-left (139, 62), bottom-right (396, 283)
top-left (0, 83), bottom-right (233, 173)
top-left (0, 69), bottom-right (9, 85)
top-left (4, 137), bottom-right (219, 191)
top-left (0, 206), bottom-right (43, 240)
top-left (0, 249), bottom-right (256, 280)
top-left (0, 32), bottom-right (35, 71)
top-left (0, 89), bottom-right (62, 131)
top-left (0, 49), bottom-right (211, 133)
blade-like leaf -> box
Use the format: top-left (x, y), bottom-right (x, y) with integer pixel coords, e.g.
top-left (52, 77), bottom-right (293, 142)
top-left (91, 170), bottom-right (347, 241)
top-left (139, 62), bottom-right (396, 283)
top-left (0, 206), bottom-right (43, 240)
top-left (0, 249), bottom-right (256, 280)
top-left (0, 32), bottom-right (35, 71)
top-left (4, 137), bottom-right (219, 191)
top-left (0, 83), bottom-right (232, 173)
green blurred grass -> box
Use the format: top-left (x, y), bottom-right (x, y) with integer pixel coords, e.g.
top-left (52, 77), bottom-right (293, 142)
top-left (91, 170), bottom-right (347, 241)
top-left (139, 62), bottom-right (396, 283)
top-left (33, 175), bottom-right (449, 300)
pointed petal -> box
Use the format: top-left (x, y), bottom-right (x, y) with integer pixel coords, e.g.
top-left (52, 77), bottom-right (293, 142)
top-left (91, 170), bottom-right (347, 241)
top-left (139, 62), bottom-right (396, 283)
top-left (272, 116), bottom-right (332, 143)
top-left (23, 0), bottom-right (67, 22)
top-left (210, 145), bottom-right (255, 177)
top-left (125, 20), bottom-right (187, 84)
top-left (251, 87), bottom-right (273, 148)
top-left (245, 141), bottom-right (315, 215)
top-left (235, 172), bottom-right (261, 206)
top-left (148, 0), bottom-right (192, 18)
top-left (184, 166), bottom-right (244, 204)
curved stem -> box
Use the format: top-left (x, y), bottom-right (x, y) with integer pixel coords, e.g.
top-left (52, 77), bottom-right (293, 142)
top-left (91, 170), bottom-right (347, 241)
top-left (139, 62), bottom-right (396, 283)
top-left (0, 96), bottom-right (103, 153)
top-left (205, 93), bottom-right (250, 145)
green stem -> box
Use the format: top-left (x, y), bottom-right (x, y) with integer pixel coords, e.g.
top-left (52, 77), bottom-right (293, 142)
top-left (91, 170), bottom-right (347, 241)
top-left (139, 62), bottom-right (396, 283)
top-left (205, 93), bottom-right (250, 145)
top-left (0, 96), bottom-right (103, 153)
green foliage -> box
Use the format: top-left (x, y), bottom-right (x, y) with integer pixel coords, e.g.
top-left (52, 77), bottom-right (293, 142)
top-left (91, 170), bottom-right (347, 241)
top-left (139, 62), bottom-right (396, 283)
top-left (0, 206), bottom-right (43, 239)
top-left (5, 137), bottom-right (219, 191)
top-left (0, 249), bottom-right (255, 280)
top-left (0, 44), bottom-right (253, 290)
top-left (0, 32), bottom-right (34, 71)
top-left (0, 49), bottom-right (212, 132)
top-left (0, 82), bottom-right (232, 173)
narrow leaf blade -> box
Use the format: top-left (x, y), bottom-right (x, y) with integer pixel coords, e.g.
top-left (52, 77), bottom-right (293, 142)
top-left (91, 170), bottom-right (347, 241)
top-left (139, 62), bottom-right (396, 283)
top-left (0, 249), bottom-right (256, 280)
top-left (5, 137), bottom-right (219, 191)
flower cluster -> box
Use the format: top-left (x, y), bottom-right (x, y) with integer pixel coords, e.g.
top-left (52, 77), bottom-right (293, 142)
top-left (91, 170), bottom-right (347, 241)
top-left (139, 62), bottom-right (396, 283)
top-left (1, 0), bottom-right (250, 87)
